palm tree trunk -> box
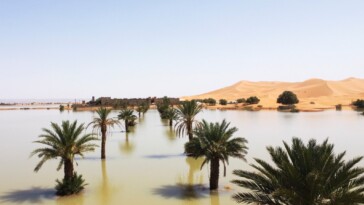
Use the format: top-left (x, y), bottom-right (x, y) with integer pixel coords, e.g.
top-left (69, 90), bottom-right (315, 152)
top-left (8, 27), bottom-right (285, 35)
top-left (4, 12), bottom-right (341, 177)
top-left (64, 158), bottom-right (74, 181)
top-left (101, 126), bottom-right (107, 159)
top-left (125, 120), bottom-right (129, 132)
top-left (187, 122), bottom-right (193, 141)
top-left (169, 119), bottom-right (173, 127)
top-left (210, 158), bottom-right (220, 190)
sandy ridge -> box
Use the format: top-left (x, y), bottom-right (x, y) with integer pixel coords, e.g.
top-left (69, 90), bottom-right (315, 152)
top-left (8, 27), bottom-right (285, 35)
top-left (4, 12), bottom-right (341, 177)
top-left (182, 78), bottom-right (364, 111)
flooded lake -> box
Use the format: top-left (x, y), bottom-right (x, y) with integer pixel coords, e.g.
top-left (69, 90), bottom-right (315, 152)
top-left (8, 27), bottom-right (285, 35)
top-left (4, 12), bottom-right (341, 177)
top-left (0, 109), bottom-right (363, 205)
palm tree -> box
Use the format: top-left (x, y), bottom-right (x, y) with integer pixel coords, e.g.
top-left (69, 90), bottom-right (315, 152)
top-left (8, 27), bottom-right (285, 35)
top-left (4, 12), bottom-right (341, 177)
top-left (164, 107), bottom-right (178, 127)
top-left (232, 137), bottom-right (364, 205)
top-left (175, 100), bottom-right (203, 141)
top-left (30, 120), bottom-right (98, 195)
top-left (88, 107), bottom-right (120, 159)
top-left (141, 102), bottom-right (150, 115)
top-left (136, 102), bottom-right (150, 117)
top-left (118, 108), bottom-right (137, 132)
top-left (185, 119), bottom-right (248, 190)
top-left (136, 104), bottom-right (143, 118)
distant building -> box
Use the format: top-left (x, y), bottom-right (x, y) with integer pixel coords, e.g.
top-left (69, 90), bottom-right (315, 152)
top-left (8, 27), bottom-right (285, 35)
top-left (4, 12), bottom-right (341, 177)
top-left (87, 96), bottom-right (180, 107)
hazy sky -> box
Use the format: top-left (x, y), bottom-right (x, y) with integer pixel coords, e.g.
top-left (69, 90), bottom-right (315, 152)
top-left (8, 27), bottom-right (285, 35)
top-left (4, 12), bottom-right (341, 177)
top-left (1, 1), bottom-right (363, 99)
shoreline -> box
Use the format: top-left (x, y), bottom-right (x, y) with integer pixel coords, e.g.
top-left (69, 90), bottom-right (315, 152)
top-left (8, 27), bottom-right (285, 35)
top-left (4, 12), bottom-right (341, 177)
top-left (0, 103), bottom-right (358, 112)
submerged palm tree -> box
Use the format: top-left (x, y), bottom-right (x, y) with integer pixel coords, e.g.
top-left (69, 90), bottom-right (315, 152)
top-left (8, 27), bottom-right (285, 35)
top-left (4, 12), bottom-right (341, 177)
top-left (118, 108), bottom-right (137, 132)
top-left (185, 119), bottom-right (248, 190)
top-left (31, 120), bottom-right (98, 195)
top-left (175, 100), bottom-right (203, 141)
top-left (88, 107), bottom-right (120, 159)
top-left (164, 107), bottom-right (178, 127)
top-left (136, 102), bottom-right (150, 117)
top-left (232, 137), bottom-right (364, 205)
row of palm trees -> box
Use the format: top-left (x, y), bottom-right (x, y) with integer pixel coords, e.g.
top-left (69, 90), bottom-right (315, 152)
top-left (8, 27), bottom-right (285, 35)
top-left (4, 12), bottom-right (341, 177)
top-left (31, 100), bottom-right (364, 204)
top-left (155, 100), bottom-right (364, 204)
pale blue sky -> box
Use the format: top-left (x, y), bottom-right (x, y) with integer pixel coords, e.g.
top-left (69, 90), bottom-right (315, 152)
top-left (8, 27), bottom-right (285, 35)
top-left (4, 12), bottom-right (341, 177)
top-left (1, 1), bottom-right (363, 99)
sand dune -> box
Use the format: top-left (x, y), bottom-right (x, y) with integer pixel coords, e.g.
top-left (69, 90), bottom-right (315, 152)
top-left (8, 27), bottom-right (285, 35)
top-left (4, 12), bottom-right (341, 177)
top-left (183, 78), bottom-right (364, 110)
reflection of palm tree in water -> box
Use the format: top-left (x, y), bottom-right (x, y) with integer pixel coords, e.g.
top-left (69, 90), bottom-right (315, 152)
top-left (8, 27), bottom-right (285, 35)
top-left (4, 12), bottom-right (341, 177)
top-left (99, 160), bottom-right (110, 205)
top-left (119, 133), bottom-right (135, 155)
top-left (96, 161), bottom-right (121, 205)
top-left (185, 157), bottom-right (204, 185)
top-left (178, 157), bottom-right (221, 205)
top-left (175, 157), bottom-right (204, 199)
top-left (165, 127), bottom-right (176, 142)
top-left (210, 191), bottom-right (220, 205)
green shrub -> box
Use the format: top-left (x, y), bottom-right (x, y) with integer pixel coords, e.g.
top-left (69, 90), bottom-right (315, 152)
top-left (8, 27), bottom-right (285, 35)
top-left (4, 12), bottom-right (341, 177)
top-left (246, 96), bottom-right (260, 104)
top-left (335, 104), bottom-right (342, 111)
top-left (157, 97), bottom-right (171, 119)
top-left (59, 105), bottom-right (65, 112)
top-left (202, 98), bottom-right (216, 106)
top-left (236, 98), bottom-right (245, 103)
top-left (277, 91), bottom-right (299, 105)
top-left (353, 99), bottom-right (364, 108)
top-left (207, 98), bottom-right (216, 106)
top-left (219, 99), bottom-right (227, 105)
top-left (55, 173), bottom-right (87, 196)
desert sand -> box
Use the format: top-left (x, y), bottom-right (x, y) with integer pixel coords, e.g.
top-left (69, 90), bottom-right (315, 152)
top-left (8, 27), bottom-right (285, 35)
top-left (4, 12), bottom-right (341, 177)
top-left (183, 78), bottom-right (364, 111)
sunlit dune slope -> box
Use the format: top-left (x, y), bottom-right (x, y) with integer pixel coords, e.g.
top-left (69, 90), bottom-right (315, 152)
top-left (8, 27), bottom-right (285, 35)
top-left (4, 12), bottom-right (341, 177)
top-left (182, 78), bottom-right (364, 110)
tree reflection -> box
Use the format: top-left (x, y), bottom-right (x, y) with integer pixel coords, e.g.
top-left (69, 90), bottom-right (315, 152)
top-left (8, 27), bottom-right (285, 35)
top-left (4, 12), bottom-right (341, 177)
top-left (165, 126), bottom-right (176, 142)
top-left (210, 191), bottom-right (220, 205)
top-left (184, 157), bottom-right (204, 185)
top-left (95, 160), bottom-right (119, 205)
top-left (119, 133), bottom-right (135, 155)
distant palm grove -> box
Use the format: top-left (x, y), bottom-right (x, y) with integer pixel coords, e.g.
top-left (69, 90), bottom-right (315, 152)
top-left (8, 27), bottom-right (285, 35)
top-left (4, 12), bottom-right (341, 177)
top-left (31, 97), bottom-right (364, 204)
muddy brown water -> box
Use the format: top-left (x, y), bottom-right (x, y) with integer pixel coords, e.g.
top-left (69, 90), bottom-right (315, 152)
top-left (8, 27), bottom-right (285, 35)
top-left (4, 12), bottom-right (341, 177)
top-left (0, 109), bottom-right (363, 205)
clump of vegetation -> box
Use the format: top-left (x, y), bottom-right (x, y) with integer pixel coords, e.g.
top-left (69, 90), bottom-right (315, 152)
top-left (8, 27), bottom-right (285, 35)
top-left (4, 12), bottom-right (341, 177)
top-left (277, 91), bottom-right (299, 105)
top-left (236, 98), bottom-right (245, 103)
top-left (118, 109), bottom-right (137, 132)
top-left (290, 108), bottom-right (300, 113)
top-left (202, 98), bottom-right (216, 106)
top-left (55, 173), bottom-right (87, 196)
top-left (59, 105), bottom-right (65, 111)
top-left (88, 108), bottom-right (120, 159)
top-left (72, 105), bottom-right (77, 111)
top-left (310, 101), bottom-right (315, 104)
top-left (185, 119), bottom-right (248, 190)
top-left (232, 137), bottom-right (364, 204)
top-left (352, 99), bottom-right (364, 108)
top-left (175, 100), bottom-right (202, 141)
top-left (93, 98), bottom-right (102, 105)
top-left (164, 107), bottom-right (178, 126)
top-left (136, 102), bottom-right (150, 117)
top-left (246, 96), bottom-right (260, 104)
top-left (219, 99), bottom-right (227, 105)
top-left (335, 104), bottom-right (342, 111)
top-left (31, 120), bottom-right (98, 196)
top-left (157, 96), bottom-right (171, 119)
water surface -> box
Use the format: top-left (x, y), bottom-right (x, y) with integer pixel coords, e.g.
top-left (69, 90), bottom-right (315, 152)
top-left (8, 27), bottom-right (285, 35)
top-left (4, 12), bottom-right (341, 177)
top-left (0, 109), bottom-right (363, 205)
